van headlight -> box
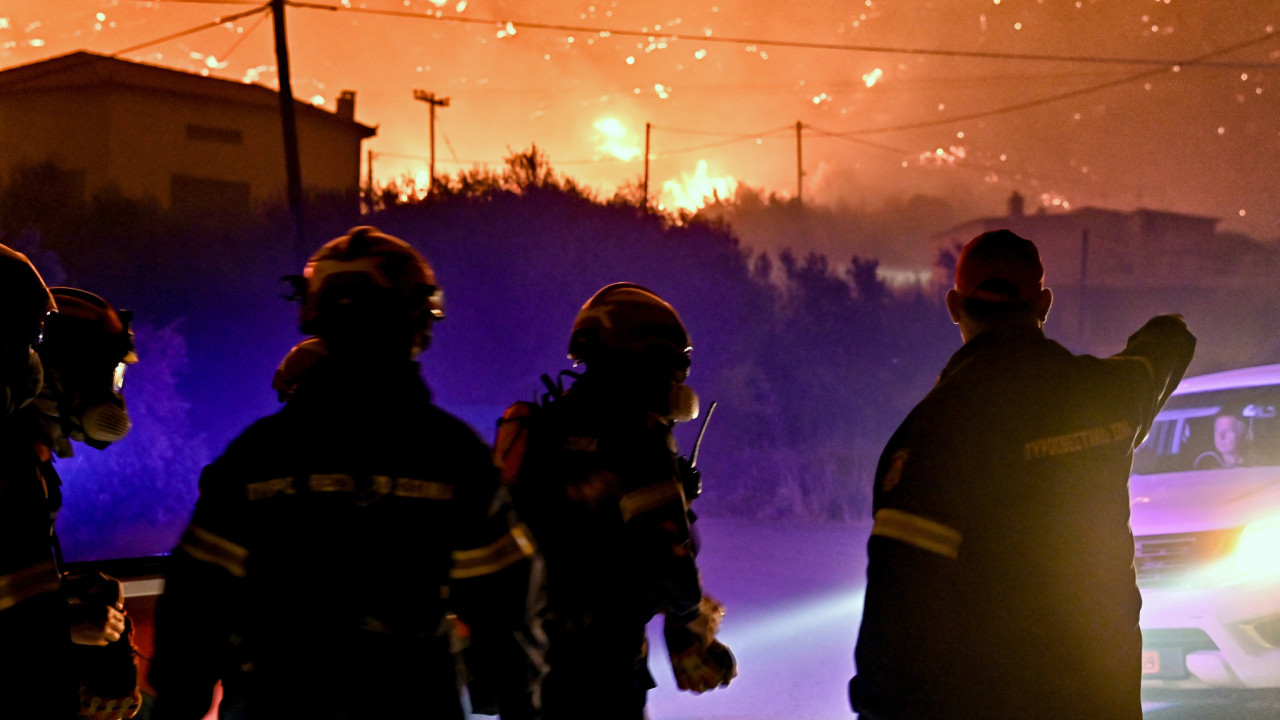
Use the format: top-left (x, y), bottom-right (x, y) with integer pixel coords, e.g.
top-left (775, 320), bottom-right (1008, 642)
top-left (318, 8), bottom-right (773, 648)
top-left (1235, 517), bottom-right (1280, 580)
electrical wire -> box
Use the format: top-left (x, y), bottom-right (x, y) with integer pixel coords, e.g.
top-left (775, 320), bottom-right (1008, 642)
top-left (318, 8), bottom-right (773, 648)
top-left (650, 123), bottom-right (794, 138)
top-left (112, 3), bottom-right (270, 56)
top-left (440, 130), bottom-right (461, 164)
top-left (140, 0), bottom-right (263, 5)
top-left (803, 125), bottom-right (914, 156)
top-left (217, 6), bottom-right (270, 62)
top-left (285, 1), bottom-right (1278, 70)
top-left (109, 2), bottom-right (1278, 179)
top-left (651, 132), bottom-right (791, 160)
top-left (827, 29), bottom-right (1279, 137)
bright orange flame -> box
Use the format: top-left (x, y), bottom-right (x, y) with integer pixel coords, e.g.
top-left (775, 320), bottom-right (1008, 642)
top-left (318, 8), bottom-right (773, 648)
top-left (394, 169), bottom-right (430, 203)
top-left (593, 118), bottom-right (642, 161)
top-left (660, 160), bottom-right (736, 212)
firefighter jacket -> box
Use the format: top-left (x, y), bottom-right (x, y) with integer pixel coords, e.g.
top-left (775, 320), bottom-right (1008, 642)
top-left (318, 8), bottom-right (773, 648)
top-left (850, 316), bottom-right (1195, 720)
top-left (497, 373), bottom-right (704, 717)
top-left (0, 414), bottom-right (78, 719)
top-left (149, 361), bottom-right (539, 720)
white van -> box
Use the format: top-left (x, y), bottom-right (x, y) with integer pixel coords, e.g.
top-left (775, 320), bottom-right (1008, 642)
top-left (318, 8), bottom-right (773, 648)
top-left (1129, 363), bottom-right (1280, 696)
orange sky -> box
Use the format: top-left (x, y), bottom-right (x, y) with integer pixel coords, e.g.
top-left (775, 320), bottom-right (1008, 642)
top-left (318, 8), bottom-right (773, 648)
top-left (3, 0), bottom-right (1279, 243)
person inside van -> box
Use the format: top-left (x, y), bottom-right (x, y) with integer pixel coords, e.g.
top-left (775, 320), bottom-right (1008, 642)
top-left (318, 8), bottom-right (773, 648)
top-left (1194, 410), bottom-right (1249, 469)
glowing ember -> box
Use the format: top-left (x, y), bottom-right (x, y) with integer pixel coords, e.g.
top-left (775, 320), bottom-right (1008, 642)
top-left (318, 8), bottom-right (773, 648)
top-left (593, 118), bottom-right (642, 161)
top-left (1039, 191), bottom-right (1071, 209)
top-left (660, 160), bottom-right (736, 212)
top-left (917, 146), bottom-right (966, 166)
top-left (3, 0), bottom-right (1277, 240)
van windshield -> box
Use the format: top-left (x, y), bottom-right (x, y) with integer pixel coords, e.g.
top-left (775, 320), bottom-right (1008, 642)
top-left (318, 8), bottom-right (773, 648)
top-left (1132, 387), bottom-right (1280, 475)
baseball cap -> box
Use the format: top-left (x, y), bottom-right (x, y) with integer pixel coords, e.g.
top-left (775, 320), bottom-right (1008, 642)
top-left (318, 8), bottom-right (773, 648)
top-left (954, 229), bottom-right (1044, 302)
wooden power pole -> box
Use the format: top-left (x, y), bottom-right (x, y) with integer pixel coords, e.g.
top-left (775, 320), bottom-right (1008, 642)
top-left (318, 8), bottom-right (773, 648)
top-left (366, 149), bottom-right (374, 212)
top-left (643, 122), bottom-right (651, 208)
top-left (412, 90), bottom-right (450, 193)
top-left (795, 120), bottom-right (804, 207)
top-left (270, 0), bottom-right (305, 254)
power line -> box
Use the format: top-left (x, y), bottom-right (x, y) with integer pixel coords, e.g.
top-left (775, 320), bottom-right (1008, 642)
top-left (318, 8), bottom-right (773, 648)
top-left (145, 0), bottom-right (263, 5)
top-left (112, 3), bottom-right (270, 56)
top-left (372, 150), bottom-right (429, 162)
top-left (286, 1), bottom-right (1278, 70)
top-left (652, 131), bottom-right (793, 160)
top-left (218, 6), bottom-right (270, 61)
top-left (828, 29), bottom-right (1279, 137)
top-left (650, 123), bottom-right (794, 139)
top-left (804, 125), bottom-right (914, 156)
top-left (107, 3), bottom-right (1279, 191)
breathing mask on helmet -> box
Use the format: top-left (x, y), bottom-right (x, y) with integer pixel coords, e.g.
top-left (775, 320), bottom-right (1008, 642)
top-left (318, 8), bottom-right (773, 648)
top-left (33, 288), bottom-right (137, 457)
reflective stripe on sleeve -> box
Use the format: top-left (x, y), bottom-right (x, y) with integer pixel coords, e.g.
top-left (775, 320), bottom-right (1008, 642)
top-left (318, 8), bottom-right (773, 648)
top-left (450, 523), bottom-right (536, 580)
top-left (309, 474), bottom-right (355, 493)
top-left (394, 478), bottom-right (453, 500)
top-left (871, 508), bottom-right (962, 560)
top-left (619, 481), bottom-right (684, 522)
top-left (0, 561), bottom-right (60, 612)
top-left (246, 475), bottom-right (452, 501)
top-left (246, 477), bottom-right (295, 501)
top-left (178, 525), bottom-right (249, 577)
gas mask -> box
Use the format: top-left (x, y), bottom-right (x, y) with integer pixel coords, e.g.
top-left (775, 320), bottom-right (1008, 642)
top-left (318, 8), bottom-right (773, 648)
top-left (32, 288), bottom-right (136, 457)
top-left (666, 383), bottom-right (700, 424)
top-left (78, 367), bottom-right (132, 447)
top-left (33, 361), bottom-right (131, 457)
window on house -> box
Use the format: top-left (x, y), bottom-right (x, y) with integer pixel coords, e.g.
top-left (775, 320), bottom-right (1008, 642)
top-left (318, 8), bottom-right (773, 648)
top-left (185, 123), bottom-right (243, 145)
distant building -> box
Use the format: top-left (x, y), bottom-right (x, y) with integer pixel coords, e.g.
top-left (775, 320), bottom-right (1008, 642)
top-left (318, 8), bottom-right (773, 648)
top-left (935, 192), bottom-right (1224, 291)
top-left (935, 193), bottom-right (1280, 369)
top-left (0, 51), bottom-right (375, 216)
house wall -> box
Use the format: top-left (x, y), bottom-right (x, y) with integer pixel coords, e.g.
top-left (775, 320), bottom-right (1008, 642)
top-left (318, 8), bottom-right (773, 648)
top-left (0, 85), bottom-right (113, 194)
top-left (0, 73), bottom-right (367, 212)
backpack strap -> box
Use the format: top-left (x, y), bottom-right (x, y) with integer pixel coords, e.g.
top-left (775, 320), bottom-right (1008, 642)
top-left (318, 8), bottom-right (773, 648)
top-left (495, 370), bottom-right (588, 487)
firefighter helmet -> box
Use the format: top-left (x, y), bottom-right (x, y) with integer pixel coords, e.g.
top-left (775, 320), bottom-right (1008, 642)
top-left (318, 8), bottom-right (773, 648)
top-left (568, 283), bottom-right (691, 366)
top-left (41, 288), bottom-right (137, 368)
top-left (0, 244), bottom-right (56, 350)
top-left (35, 288), bottom-right (136, 454)
top-left (299, 226), bottom-right (444, 338)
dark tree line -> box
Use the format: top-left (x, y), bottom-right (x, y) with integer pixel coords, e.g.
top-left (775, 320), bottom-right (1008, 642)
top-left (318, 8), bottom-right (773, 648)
top-left (2, 151), bottom-right (962, 560)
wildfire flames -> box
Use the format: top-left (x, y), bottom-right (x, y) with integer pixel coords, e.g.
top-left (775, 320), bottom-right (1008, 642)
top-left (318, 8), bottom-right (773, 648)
top-left (594, 118), bottom-right (642, 162)
top-left (660, 160), bottom-right (737, 212)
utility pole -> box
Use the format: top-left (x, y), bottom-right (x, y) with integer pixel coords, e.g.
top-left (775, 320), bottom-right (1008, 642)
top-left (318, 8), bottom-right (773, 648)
top-left (366, 149), bottom-right (374, 213)
top-left (412, 90), bottom-right (450, 194)
top-left (270, 0), bottom-right (305, 255)
top-left (643, 122), bottom-right (651, 209)
top-left (795, 121), bottom-right (804, 207)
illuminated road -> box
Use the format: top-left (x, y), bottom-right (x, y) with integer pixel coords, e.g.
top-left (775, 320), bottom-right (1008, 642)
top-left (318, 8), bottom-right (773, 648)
top-left (638, 518), bottom-right (1280, 720)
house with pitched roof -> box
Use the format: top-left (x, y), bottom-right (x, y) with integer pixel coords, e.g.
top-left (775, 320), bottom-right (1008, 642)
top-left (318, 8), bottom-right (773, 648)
top-left (0, 51), bottom-right (375, 216)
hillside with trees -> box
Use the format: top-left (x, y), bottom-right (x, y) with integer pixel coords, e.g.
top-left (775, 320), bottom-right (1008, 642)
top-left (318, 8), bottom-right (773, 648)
top-left (0, 150), bottom-right (1041, 558)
